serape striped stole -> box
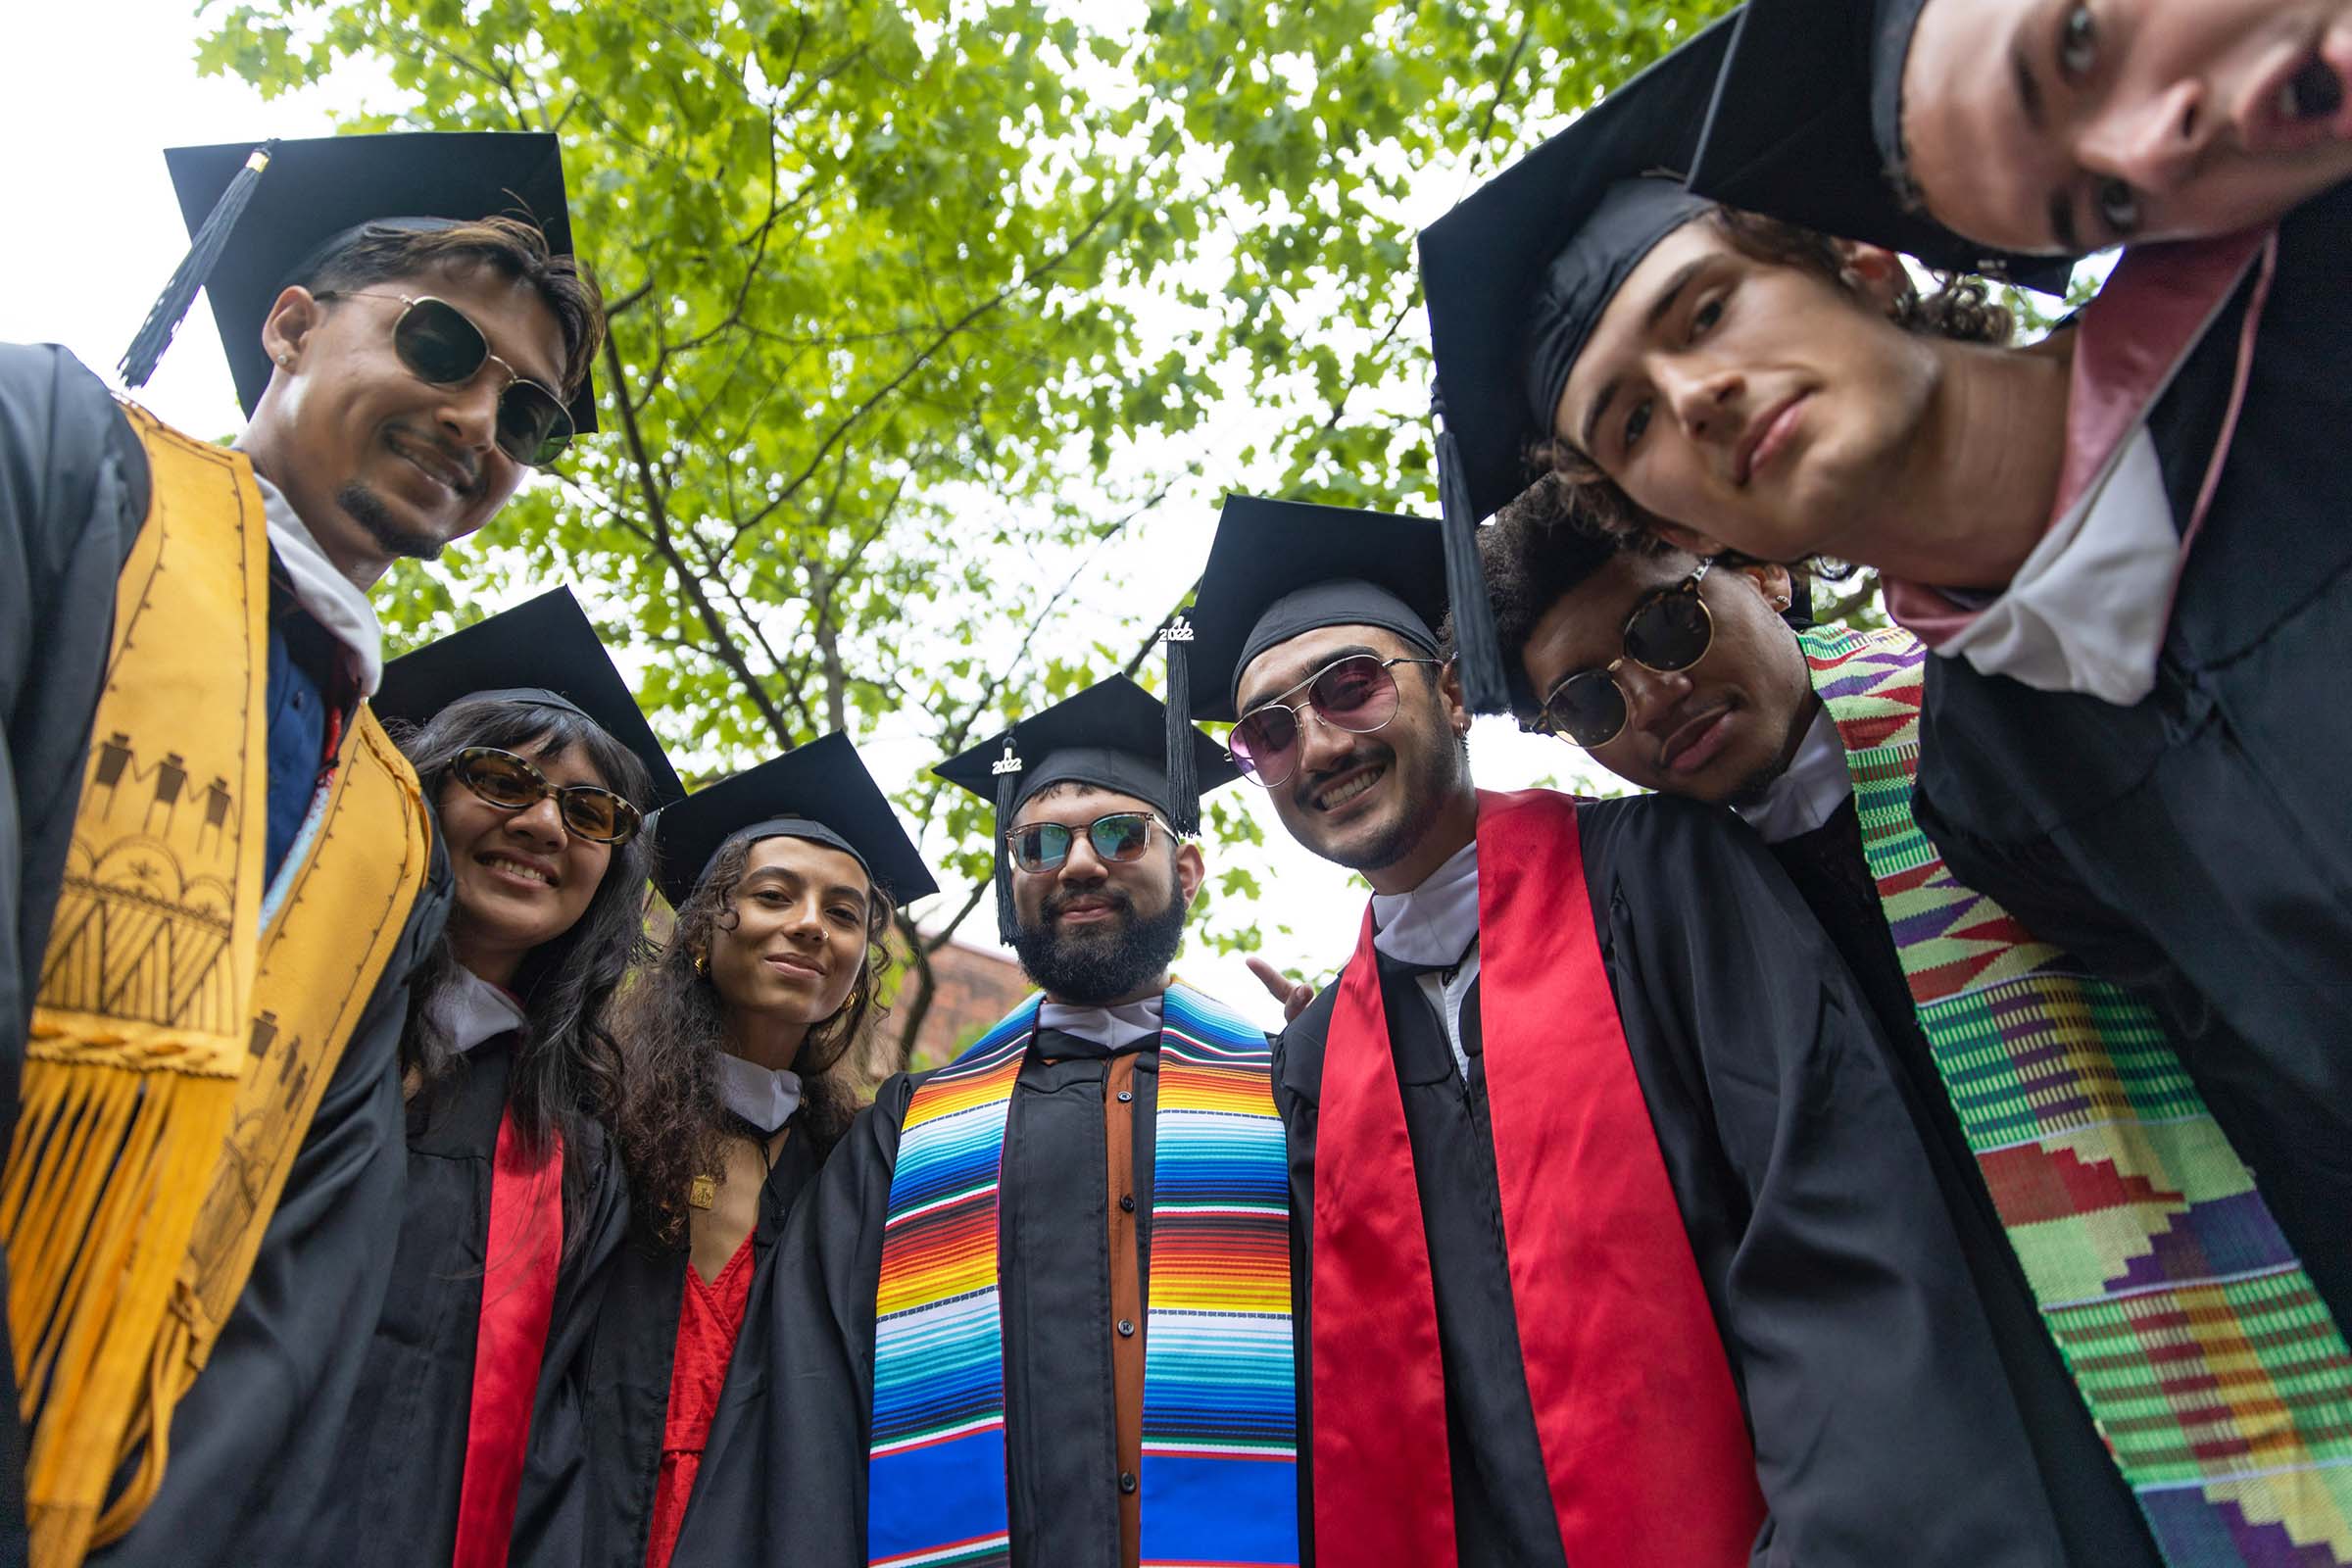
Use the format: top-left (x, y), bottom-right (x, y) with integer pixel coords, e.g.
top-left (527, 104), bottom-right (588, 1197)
top-left (866, 984), bottom-right (1298, 1568)
top-left (1807, 625), bottom-right (2352, 1566)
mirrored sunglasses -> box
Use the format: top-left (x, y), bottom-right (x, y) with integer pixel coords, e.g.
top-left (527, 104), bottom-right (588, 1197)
top-left (1007, 811), bottom-right (1166, 873)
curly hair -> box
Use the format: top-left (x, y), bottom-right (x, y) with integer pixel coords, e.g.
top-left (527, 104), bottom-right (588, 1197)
top-left (305, 216), bottom-right (606, 402)
top-left (1529, 205), bottom-right (2015, 563)
top-left (391, 695), bottom-right (658, 1252)
top-left (611, 829), bottom-right (896, 1249)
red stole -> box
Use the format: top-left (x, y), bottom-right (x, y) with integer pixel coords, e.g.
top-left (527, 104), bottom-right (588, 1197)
top-left (1310, 789), bottom-right (1762, 1566)
top-left (644, 1228), bottom-right (760, 1568)
top-left (1887, 224), bottom-right (2276, 644)
top-left (451, 1105), bottom-right (565, 1568)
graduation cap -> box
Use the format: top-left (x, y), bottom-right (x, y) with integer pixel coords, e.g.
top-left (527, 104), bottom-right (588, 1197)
top-left (650, 732), bottom-right (939, 913)
top-left (934, 676), bottom-right (1241, 943)
top-left (374, 586), bottom-right (685, 811)
top-left (1183, 495), bottom-right (1449, 725)
top-left (125, 131), bottom-right (596, 434)
top-left (1689, 0), bottom-right (2077, 290)
top-left (1420, 18), bottom-right (1738, 537)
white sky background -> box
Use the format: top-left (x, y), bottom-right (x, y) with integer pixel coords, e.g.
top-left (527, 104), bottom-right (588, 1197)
top-left (2, 1), bottom-right (1640, 1034)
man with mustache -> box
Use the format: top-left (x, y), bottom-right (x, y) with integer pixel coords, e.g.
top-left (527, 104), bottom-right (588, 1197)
top-left (1421, 19), bottom-right (2352, 1370)
top-left (1481, 479), bottom-right (2352, 1567)
top-left (1198, 494), bottom-right (2048, 1567)
top-left (675, 676), bottom-right (1298, 1568)
top-left (0, 132), bottom-right (603, 1564)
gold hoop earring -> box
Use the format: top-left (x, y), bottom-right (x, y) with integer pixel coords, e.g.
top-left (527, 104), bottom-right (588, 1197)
top-left (693, 951), bottom-right (710, 977)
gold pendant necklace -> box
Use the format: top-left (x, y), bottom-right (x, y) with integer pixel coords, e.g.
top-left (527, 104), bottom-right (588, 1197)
top-left (688, 1173), bottom-right (717, 1210)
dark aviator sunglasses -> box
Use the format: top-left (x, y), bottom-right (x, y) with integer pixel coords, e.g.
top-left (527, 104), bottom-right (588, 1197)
top-left (1528, 560), bottom-right (1716, 749)
top-left (311, 291), bottom-right (575, 468)
top-left (453, 747), bottom-right (641, 845)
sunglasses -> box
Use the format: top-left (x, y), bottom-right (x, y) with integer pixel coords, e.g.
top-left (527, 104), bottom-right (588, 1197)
top-left (452, 747), bottom-right (641, 845)
top-left (1229, 654), bottom-right (1444, 789)
top-left (1529, 560), bottom-right (1715, 749)
top-left (1007, 811), bottom-right (1170, 873)
top-left (312, 291), bottom-right (575, 467)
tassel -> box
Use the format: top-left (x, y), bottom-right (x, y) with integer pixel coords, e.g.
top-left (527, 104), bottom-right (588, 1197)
top-left (1432, 387), bottom-right (1509, 714)
top-left (1160, 617), bottom-right (1199, 837)
top-left (991, 737), bottom-right (1023, 944)
top-left (120, 141), bottom-right (279, 390)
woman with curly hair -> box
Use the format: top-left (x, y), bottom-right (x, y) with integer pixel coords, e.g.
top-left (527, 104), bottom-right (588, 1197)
top-left (581, 733), bottom-right (937, 1568)
top-left (312, 589), bottom-right (685, 1564)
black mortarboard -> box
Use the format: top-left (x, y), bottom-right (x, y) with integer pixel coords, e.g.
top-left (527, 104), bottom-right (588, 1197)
top-left (375, 586), bottom-right (685, 810)
top-left (128, 132), bottom-right (596, 433)
top-left (1420, 18), bottom-right (1738, 531)
top-left (1184, 496), bottom-right (1450, 723)
top-left (1690, 0), bottom-right (2077, 288)
top-left (649, 732), bottom-right (938, 913)
top-left (933, 676), bottom-right (1241, 943)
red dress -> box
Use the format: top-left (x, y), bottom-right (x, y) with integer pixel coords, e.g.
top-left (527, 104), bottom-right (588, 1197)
top-left (642, 1228), bottom-right (759, 1568)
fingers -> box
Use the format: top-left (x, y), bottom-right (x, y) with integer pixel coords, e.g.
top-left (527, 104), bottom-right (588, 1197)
top-left (1247, 956), bottom-right (1313, 1023)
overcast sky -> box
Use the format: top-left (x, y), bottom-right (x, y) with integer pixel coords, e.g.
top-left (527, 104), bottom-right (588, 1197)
top-left (4, 1), bottom-right (1620, 1032)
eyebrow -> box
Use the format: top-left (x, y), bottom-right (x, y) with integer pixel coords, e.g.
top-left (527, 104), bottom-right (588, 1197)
top-left (1236, 643), bottom-right (1383, 712)
top-left (1578, 256), bottom-right (1709, 454)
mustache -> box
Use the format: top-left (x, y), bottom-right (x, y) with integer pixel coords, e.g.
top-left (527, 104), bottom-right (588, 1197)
top-left (1042, 883), bottom-right (1137, 921)
top-left (1290, 740), bottom-right (1392, 804)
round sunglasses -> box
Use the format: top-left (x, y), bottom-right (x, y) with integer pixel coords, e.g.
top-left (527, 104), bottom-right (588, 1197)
top-left (452, 747), bottom-right (641, 845)
top-left (311, 291), bottom-right (575, 468)
top-left (1530, 560), bottom-right (1716, 749)
top-left (1229, 654), bottom-right (1444, 789)
top-left (1007, 811), bottom-right (1170, 873)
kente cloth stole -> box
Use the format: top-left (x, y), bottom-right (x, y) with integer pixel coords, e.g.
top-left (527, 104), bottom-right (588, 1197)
top-left (865, 983), bottom-right (1297, 1568)
top-left (1807, 624), bottom-right (2352, 1565)
top-left (3, 405), bottom-right (433, 1566)
top-left (451, 1109), bottom-right (565, 1568)
top-left (1311, 789), bottom-right (1763, 1568)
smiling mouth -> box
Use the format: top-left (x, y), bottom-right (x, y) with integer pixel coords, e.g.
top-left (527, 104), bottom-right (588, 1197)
top-left (1735, 395), bottom-right (1805, 486)
top-left (388, 435), bottom-right (474, 495)
top-left (1307, 763), bottom-right (1386, 812)
top-left (478, 852), bottom-right (557, 888)
top-left (764, 954), bottom-right (826, 979)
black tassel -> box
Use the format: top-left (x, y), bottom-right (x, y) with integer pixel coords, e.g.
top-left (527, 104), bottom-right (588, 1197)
top-left (120, 141), bottom-right (279, 391)
top-left (1433, 402), bottom-right (1509, 714)
top-left (1161, 617), bottom-right (1199, 837)
top-left (991, 737), bottom-right (1022, 945)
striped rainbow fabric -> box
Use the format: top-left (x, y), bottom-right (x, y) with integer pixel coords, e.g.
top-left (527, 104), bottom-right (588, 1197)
top-left (1808, 625), bottom-right (2352, 1567)
top-left (865, 984), bottom-right (1298, 1568)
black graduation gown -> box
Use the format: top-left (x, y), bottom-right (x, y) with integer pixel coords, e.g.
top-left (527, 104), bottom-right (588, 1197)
top-left (668, 1026), bottom-right (1163, 1568)
top-left (1275, 793), bottom-right (2069, 1568)
top-left (1913, 177), bottom-right (2352, 1335)
top-left (0, 345), bottom-right (451, 1567)
top-left (312, 1032), bottom-right (631, 1567)
top-left (1766, 799), bottom-right (2160, 1568)
top-left (0, 343), bottom-right (152, 1558)
top-left (578, 1116), bottom-right (820, 1568)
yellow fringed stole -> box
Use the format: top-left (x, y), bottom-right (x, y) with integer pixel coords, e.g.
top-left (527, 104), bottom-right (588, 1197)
top-left (3, 407), bottom-right (432, 1565)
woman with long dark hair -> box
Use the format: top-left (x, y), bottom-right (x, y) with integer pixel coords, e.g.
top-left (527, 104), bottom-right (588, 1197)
top-left (313, 590), bottom-right (685, 1565)
top-left (581, 733), bottom-right (937, 1568)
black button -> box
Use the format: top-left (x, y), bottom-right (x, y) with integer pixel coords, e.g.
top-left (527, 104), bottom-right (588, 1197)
top-left (1117, 1318), bottom-right (1135, 1337)
top-left (1118, 1194), bottom-right (1136, 1213)
top-left (1118, 1471), bottom-right (1138, 1494)
top-left (1116, 1089), bottom-right (1134, 1103)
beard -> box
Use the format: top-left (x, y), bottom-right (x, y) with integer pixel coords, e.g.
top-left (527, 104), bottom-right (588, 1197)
top-left (337, 480), bottom-right (448, 562)
top-left (1008, 865), bottom-right (1189, 1006)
